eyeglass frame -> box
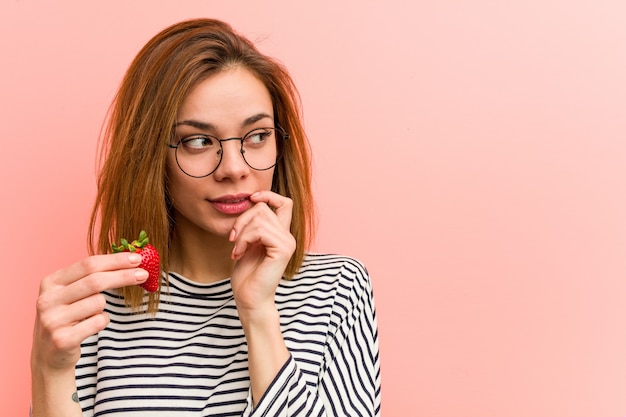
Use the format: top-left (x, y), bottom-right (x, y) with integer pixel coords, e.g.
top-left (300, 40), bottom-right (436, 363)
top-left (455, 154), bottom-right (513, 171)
top-left (167, 125), bottom-right (290, 178)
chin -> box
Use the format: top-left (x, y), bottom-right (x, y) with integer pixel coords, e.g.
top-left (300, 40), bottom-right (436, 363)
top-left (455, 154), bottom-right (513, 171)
top-left (204, 218), bottom-right (237, 238)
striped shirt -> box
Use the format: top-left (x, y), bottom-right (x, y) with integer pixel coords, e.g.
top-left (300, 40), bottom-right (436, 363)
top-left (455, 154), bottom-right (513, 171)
top-left (75, 253), bottom-right (381, 416)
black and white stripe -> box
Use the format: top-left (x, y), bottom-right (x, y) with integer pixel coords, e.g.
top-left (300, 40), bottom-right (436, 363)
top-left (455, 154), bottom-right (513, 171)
top-left (76, 253), bottom-right (381, 416)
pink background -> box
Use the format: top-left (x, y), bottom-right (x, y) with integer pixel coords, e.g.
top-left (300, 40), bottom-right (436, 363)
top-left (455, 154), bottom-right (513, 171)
top-left (1, 1), bottom-right (625, 415)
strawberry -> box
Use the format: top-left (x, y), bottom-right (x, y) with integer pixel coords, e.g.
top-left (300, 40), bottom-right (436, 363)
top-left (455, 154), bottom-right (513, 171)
top-left (111, 230), bottom-right (160, 292)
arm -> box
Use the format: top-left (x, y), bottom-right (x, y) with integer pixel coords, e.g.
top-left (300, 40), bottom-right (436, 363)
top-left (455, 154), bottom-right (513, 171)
top-left (30, 253), bottom-right (149, 417)
top-left (229, 193), bottom-right (380, 415)
top-left (31, 367), bottom-right (82, 417)
top-left (242, 259), bottom-right (381, 417)
top-left (318, 260), bottom-right (381, 415)
top-left (238, 304), bottom-right (291, 406)
top-left (229, 191), bottom-right (295, 406)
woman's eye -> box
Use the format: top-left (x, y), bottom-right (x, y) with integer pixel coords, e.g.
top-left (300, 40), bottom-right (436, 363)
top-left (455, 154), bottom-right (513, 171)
top-left (244, 129), bottom-right (271, 145)
top-left (182, 136), bottom-right (215, 150)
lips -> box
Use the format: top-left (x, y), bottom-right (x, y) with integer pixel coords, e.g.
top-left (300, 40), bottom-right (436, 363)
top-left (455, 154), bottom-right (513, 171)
top-left (209, 194), bottom-right (252, 215)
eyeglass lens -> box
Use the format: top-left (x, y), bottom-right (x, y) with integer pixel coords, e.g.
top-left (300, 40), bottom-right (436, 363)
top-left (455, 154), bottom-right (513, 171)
top-left (174, 127), bottom-right (280, 178)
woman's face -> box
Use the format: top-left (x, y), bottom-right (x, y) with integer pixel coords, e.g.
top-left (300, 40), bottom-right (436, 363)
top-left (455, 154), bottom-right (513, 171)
top-left (167, 66), bottom-right (276, 239)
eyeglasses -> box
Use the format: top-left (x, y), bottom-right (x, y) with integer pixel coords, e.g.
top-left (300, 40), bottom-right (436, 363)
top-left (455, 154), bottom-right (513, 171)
top-left (168, 127), bottom-right (289, 178)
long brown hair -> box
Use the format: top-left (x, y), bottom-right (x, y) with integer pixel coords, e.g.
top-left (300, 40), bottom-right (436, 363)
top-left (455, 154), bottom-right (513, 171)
top-left (88, 19), bottom-right (315, 312)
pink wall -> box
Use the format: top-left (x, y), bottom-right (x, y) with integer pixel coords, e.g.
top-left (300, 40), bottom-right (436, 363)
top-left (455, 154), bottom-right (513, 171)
top-left (2, 1), bottom-right (625, 416)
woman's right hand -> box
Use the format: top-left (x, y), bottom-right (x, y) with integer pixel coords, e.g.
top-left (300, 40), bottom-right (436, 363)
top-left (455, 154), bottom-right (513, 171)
top-left (31, 252), bottom-right (148, 372)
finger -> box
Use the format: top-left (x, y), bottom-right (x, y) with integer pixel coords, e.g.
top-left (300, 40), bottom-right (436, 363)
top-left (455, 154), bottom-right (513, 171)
top-left (51, 312), bottom-right (110, 350)
top-left (231, 222), bottom-right (270, 260)
top-left (46, 252), bottom-right (144, 288)
top-left (231, 217), bottom-right (295, 261)
top-left (38, 266), bottom-right (148, 313)
top-left (38, 293), bottom-right (107, 333)
top-left (249, 191), bottom-right (293, 229)
top-left (71, 312), bottom-right (111, 342)
top-left (229, 200), bottom-right (281, 243)
top-left (62, 293), bottom-right (106, 325)
top-left (62, 267), bottom-right (149, 304)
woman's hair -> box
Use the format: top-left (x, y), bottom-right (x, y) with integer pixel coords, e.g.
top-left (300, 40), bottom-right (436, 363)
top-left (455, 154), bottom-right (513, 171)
top-left (88, 18), bottom-right (314, 312)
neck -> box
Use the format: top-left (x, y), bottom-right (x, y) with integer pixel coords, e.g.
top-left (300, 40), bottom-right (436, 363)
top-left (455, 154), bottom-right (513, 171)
top-left (168, 219), bottom-right (235, 284)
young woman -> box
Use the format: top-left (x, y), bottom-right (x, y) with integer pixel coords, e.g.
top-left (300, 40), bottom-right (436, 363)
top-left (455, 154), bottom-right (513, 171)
top-left (31, 18), bottom-right (380, 417)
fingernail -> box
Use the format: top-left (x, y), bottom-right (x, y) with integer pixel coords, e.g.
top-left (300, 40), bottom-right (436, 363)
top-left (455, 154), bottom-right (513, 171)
top-left (251, 192), bottom-right (261, 198)
top-left (135, 269), bottom-right (148, 281)
top-left (129, 253), bottom-right (142, 263)
top-left (229, 228), bottom-right (236, 241)
top-left (231, 244), bottom-right (238, 259)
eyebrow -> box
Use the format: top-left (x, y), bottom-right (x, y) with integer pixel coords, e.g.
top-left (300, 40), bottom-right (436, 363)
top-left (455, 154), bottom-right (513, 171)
top-left (174, 112), bottom-right (273, 131)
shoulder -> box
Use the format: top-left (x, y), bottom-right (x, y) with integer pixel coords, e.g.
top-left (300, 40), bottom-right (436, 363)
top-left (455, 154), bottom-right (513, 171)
top-left (299, 253), bottom-right (369, 275)
top-left (286, 253), bottom-right (372, 295)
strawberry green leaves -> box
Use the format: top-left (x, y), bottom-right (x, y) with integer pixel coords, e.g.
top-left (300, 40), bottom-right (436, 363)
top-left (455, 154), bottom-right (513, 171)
top-left (111, 230), bottom-right (160, 292)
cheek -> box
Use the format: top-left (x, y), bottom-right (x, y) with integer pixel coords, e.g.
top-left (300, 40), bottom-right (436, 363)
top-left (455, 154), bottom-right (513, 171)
top-left (167, 178), bottom-right (202, 223)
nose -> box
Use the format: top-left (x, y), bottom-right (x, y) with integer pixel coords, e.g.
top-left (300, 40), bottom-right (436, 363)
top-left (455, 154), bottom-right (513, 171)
top-left (212, 139), bottom-right (250, 181)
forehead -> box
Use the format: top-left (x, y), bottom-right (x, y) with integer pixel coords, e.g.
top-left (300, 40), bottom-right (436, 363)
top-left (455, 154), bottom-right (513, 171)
top-left (177, 67), bottom-right (274, 129)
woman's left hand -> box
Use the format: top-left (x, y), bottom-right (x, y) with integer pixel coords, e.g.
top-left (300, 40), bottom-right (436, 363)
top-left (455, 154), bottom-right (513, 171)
top-left (229, 190), bottom-right (295, 316)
